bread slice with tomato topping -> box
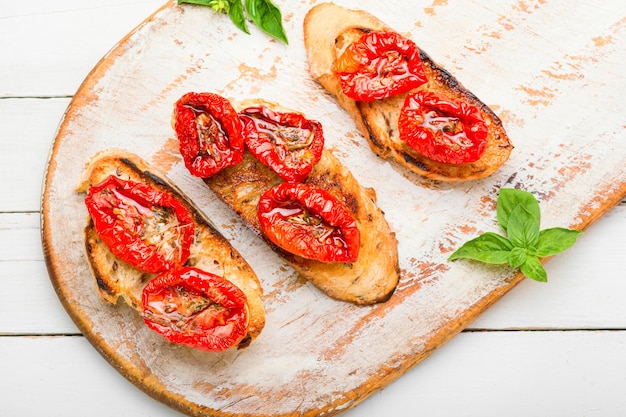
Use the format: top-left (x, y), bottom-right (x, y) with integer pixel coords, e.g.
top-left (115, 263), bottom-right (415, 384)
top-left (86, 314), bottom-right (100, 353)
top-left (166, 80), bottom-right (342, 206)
top-left (195, 100), bottom-right (400, 305)
top-left (75, 148), bottom-right (265, 349)
top-left (304, 2), bottom-right (513, 181)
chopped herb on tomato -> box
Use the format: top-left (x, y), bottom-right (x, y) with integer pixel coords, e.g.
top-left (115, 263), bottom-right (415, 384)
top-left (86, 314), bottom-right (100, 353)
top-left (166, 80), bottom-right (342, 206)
top-left (142, 267), bottom-right (249, 352)
top-left (257, 182), bottom-right (360, 263)
top-left (239, 106), bottom-right (324, 182)
top-left (173, 92), bottom-right (245, 178)
top-left (398, 91), bottom-right (488, 164)
top-left (84, 175), bottom-right (194, 274)
top-left (332, 30), bottom-right (427, 101)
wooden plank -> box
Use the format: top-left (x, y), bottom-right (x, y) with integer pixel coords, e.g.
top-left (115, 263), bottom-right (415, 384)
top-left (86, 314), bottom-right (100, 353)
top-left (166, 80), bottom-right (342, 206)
top-left (0, 98), bottom-right (70, 212)
top-left (2, 331), bottom-right (625, 416)
top-left (0, 336), bottom-right (183, 416)
top-left (0, 260), bottom-right (79, 334)
top-left (0, 213), bottom-right (41, 261)
top-left (0, 0), bottom-right (164, 97)
top-left (0, 213), bottom-right (79, 334)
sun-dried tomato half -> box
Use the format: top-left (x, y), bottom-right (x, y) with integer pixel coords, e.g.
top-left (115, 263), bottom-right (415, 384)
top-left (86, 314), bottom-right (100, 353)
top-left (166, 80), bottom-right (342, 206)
top-left (239, 106), bottom-right (324, 182)
top-left (257, 182), bottom-right (360, 263)
top-left (173, 92), bottom-right (244, 178)
top-left (142, 267), bottom-right (249, 352)
top-left (332, 30), bottom-right (427, 101)
top-left (84, 175), bottom-right (194, 274)
top-left (398, 91), bottom-right (489, 164)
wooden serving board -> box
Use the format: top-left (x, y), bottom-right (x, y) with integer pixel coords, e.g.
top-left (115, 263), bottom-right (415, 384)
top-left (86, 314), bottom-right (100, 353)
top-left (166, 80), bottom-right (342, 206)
top-left (41, 1), bottom-right (626, 416)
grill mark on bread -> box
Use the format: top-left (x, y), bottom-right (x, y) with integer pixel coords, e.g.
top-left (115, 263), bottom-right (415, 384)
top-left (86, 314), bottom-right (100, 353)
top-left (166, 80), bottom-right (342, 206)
top-left (402, 151), bottom-right (430, 173)
top-left (85, 224), bottom-right (116, 300)
top-left (86, 234), bottom-right (116, 300)
top-left (420, 49), bottom-right (460, 90)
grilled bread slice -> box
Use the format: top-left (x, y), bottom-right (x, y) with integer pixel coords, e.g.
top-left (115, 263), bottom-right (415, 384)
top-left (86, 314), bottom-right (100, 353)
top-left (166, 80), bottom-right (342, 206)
top-left (196, 100), bottom-right (400, 305)
top-left (75, 148), bottom-right (265, 348)
top-left (304, 2), bottom-right (513, 181)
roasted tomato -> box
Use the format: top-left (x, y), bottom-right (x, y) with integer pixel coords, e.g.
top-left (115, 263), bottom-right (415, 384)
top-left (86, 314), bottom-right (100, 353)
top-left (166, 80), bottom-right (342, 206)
top-left (257, 182), bottom-right (360, 263)
top-left (142, 267), bottom-right (249, 352)
top-left (173, 92), bottom-right (244, 178)
top-left (239, 106), bottom-right (324, 182)
top-left (332, 30), bottom-right (427, 101)
top-left (84, 175), bottom-right (194, 274)
top-left (398, 91), bottom-right (488, 164)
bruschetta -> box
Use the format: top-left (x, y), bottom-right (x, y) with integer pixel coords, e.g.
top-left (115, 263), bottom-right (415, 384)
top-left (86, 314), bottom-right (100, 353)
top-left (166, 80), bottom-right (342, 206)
top-left (171, 94), bottom-right (400, 305)
top-left (303, 2), bottom-right (513, 181)
top-left (76, 148), bottom-right (265, 351)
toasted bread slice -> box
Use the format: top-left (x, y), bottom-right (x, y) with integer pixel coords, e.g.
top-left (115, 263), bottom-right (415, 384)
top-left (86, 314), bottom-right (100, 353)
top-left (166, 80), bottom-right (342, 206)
top-left (304, 2), bottom-right (513, 181)
top-left (75, 148), bottom-right (265, 348)
top-left (199, 100), bottom-right (400, 305)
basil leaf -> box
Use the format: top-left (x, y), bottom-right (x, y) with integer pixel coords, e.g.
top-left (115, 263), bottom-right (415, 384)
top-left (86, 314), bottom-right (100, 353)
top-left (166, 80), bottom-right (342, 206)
top-left (508, 247), bottom-right (527, 269)
top-left (497, 188), bottom-right (540, 233)
top-left (179, 0), bottom-right (288, 44)
top-left (448, 187), bottom-right (582, 283)
top-left (520, 256), bottom-right (548, 282)
top-left (448, 232), bottom-right (513, 264)
top-left (245, 0), bottom-right (289, 44)
top-left (228, 1), bottom-right (250, 34)
top-left (536, 227), bottom-right (583, 257)
top-left (507, 204), bottom-right (540, 249)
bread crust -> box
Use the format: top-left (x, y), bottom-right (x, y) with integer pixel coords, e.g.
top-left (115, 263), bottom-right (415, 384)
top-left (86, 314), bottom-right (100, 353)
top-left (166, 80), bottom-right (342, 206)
top-left (202, 100), bottom-right (400, 305)
top-left (304, 2), bottom-right (514, 181)
top-left (76, 148), bottom-right (265, 348)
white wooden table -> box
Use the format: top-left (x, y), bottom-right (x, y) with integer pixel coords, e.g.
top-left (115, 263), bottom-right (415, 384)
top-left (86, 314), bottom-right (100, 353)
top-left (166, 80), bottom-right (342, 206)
top-left (1, 1), bottom-right (625, 416)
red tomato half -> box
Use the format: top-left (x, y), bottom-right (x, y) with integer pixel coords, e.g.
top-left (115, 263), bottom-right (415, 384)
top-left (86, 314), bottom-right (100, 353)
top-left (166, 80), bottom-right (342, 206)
top-left (398, 91), bottom-right (488, 164)
top-left (173, 92), bottom-right (244, 178)
top-left (142, 267), bottom-right (249, 352)
top-left (332, 31), bottom-right (427, 101)
top-left (257, 182), bottom-right (360, 263)
top-left (239, 106), bottom-right (324, 182)
top-left (85, 175), bottom-right (194, 274)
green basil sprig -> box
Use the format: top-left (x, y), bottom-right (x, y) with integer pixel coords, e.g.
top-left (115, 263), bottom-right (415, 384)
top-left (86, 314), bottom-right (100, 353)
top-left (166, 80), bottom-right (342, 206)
top-left (448, 188), bottom-right (583, 282)
top-left (178, 0), bottom-right (288, 44)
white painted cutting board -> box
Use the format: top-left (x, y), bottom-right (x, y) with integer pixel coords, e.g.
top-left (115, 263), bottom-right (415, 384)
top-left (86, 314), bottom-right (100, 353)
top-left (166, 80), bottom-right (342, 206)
top-left (41, 1), bottom-right (626, 416)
